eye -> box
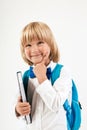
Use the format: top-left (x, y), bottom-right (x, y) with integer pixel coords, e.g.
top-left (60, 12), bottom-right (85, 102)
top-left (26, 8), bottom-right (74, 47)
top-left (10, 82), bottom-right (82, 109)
top-left (37, 41), bottom-right (44, 45)
top-left (25, 44), bottom-right (31, 48)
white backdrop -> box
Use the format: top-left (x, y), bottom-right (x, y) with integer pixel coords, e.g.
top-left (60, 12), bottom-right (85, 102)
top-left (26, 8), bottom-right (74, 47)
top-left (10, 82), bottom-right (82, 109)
top-left (0, 0), bottom-right (87, 129)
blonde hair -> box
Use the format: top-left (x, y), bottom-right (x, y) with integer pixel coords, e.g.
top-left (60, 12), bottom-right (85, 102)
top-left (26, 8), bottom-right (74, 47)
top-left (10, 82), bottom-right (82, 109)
top-left (20, 21), bottom-right (60, 65)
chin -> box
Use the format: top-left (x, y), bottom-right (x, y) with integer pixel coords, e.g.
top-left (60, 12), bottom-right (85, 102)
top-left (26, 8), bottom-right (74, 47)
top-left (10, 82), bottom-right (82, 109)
top-left (33, 60), bottom-right (42, 65)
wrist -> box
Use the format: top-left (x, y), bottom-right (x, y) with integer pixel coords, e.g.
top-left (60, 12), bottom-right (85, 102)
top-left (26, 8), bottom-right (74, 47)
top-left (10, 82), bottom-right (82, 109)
top-left (38, 76), bottom-right (47, 84)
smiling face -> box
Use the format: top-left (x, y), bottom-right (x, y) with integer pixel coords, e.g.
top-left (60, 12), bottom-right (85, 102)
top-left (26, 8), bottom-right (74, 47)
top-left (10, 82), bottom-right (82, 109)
top-left (20, 22), bottom-right (59, 65)
top-left (24, 39), bottom-right (51, 66)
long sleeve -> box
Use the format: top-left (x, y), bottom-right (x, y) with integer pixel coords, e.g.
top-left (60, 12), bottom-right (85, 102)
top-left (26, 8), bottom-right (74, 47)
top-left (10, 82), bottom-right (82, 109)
top-left (36, 66), bottom-right (72, 112)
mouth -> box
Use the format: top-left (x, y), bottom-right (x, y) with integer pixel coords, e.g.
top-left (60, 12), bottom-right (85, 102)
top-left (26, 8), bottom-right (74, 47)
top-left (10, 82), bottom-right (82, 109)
top-left (31, 54), bottom-right (42, 58)
top-left (30, 53), bottom-right (43, 62)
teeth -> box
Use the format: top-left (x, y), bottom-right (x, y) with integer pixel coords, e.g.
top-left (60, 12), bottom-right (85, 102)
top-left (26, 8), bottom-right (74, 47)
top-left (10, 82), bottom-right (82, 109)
top-left (32, 54), bottom-right (41, 57)
top-left (31, 55), bottom-right (42, 59)
top-left (32, 55), bottom-right (42, 57)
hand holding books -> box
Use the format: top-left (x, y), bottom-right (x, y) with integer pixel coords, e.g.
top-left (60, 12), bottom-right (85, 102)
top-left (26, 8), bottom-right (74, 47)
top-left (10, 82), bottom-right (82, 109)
top-left (16, 71), bottom-right (32, 124)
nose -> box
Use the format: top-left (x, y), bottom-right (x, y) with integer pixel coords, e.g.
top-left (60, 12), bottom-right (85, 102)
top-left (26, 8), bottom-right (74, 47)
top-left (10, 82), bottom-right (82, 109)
top-left (31, 44), bottom-right (38, 53)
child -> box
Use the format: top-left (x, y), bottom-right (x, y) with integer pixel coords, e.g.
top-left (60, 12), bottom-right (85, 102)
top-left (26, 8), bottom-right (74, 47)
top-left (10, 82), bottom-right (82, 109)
top-left (15, 21), bottom-right (72, 130)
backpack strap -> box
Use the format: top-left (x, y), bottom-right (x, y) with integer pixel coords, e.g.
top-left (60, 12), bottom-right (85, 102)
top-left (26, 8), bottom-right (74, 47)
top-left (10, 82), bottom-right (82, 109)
top-left (63, 80), bottom-right (82, 130)
top-left (51, 64), bottom-right (81, 130)
top-left (51, 64), bottom-right (63, 85)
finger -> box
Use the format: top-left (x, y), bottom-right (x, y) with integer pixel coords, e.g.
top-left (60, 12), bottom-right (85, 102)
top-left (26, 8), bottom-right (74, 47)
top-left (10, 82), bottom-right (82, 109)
top-left (21, 106), bottom-right (31, 115)
top-left (19, 102), bottom-right (30, 107)
top-left (22, 105), bottom-right (31, 111)
top-left (42, 53), bottom-right (49, 64)
top-left (21, 109), bottom-right (31, 115)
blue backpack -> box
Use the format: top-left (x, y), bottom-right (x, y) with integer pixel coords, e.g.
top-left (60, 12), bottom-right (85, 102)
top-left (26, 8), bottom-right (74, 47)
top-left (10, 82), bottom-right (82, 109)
top-left (22, 63), bottom-right (82, 130)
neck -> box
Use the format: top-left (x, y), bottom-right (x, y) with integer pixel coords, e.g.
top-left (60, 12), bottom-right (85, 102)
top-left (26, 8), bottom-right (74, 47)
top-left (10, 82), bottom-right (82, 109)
top-left (45, 59), bottom-right (51, 66)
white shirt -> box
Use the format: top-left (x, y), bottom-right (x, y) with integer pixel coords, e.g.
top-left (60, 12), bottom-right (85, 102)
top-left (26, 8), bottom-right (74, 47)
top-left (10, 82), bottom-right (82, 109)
top-left (19, 61), bottom-right (72, 130)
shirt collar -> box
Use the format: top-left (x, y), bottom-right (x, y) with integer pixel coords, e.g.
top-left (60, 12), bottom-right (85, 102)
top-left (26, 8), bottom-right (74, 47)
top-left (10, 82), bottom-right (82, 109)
top-left (31, 61), bottom-right (57, 71)
top-left (47, 61), bottom-right (57, 71)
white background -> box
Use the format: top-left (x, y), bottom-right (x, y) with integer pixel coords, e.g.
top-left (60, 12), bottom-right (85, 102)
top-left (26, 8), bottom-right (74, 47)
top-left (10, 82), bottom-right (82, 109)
top-left (0, 0), bottom-right (87, 129)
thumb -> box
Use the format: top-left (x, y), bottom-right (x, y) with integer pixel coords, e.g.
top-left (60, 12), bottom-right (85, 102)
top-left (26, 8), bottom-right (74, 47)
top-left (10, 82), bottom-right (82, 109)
top-left (18, 96), bottom-right (22, 102)
top-left (42, 53), bottom-right (48, 65)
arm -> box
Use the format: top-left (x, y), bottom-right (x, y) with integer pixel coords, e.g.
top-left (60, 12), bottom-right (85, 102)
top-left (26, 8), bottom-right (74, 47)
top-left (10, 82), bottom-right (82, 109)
top-left (36, 67), bottom-right (72, 112)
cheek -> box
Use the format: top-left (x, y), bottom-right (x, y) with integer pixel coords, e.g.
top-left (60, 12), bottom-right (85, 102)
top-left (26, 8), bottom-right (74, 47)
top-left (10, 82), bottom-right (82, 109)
top-left (24, 49), bottom-right (30, 58)
top-left (43, 46), bottom-right (51, 55)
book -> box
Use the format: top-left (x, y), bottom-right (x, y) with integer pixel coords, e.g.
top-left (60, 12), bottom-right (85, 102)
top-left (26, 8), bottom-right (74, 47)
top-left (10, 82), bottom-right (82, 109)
top-left (16, 71), bottom-right (32, 124)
